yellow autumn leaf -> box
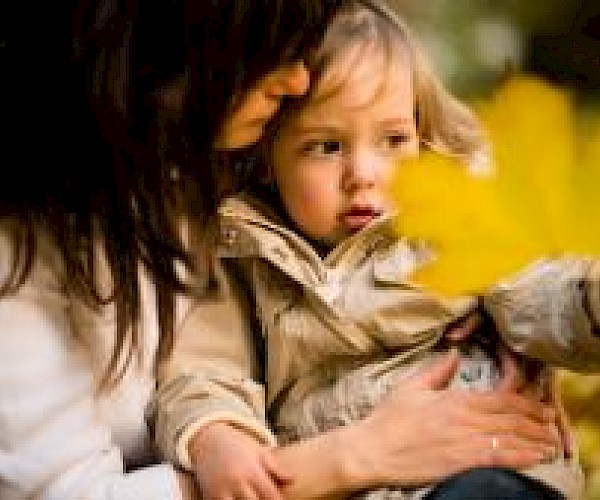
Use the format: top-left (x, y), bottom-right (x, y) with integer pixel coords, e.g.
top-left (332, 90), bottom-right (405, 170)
top-left (570, 120), bottom-right (600, 254)
top-left (389, 75), bottom-right (600, 295)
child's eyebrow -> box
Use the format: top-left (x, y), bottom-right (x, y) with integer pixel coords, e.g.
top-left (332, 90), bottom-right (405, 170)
top-left (289, 125), bottom-right (345, 135)
top-left (287, 116), bottom-right (416, 136)
top-left (377, 117), bottom-right (415, 127)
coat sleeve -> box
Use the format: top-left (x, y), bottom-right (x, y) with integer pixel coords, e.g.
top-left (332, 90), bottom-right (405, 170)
top-left (154, 257), bottom-right (275, 471)
top-left (483, 258), bottom-right (600, 372)
top-left (0, 246), bottom-right (182, 499)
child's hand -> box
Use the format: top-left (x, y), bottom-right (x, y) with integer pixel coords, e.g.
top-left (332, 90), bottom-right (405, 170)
top-left (444, 310), bottom-right (482, 342)
top-left (189, 421), bottom-right (289, 500)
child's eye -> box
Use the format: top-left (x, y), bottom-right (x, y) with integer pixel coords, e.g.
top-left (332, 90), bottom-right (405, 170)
top-left (381, 132), bottom-right (412, 150)
top-left (302, 140), bottom-right (343, 156)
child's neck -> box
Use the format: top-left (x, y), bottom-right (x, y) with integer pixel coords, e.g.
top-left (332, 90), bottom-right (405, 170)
top-left (251, 183), bottom-right (336, 259)
top-left (305, 236), bottom-right (335, 259)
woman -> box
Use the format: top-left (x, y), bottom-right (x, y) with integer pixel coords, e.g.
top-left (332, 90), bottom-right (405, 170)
top-left (0, 1), bottom-right (342, 498)
top-left (0, 1), bottom-right (563, 499)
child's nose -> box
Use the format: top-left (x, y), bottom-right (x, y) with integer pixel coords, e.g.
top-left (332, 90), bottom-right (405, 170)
top-left (344, 155), bottom-right (378, 191)
top-left (264, 61), bottom-right (310, 99)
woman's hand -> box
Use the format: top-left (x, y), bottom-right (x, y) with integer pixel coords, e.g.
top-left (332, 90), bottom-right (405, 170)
top-left (348, 350), bottom-right (560, 488)
top-left (549, 373), bottom-right (575, 459)
top-left (189, 422), bottom-right (289, 500)
top-left (507, 356), bottom-right (575, 460)
top-left (275, 350), bottom-right (561, 500)
top-left (449, 310), bottom-right (575, 460)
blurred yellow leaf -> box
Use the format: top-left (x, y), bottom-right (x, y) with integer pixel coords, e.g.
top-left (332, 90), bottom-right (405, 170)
top-left (389, 75), bottom-right (600, 295)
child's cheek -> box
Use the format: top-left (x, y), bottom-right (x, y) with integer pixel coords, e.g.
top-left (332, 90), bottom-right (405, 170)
top-left (297, 185), bottom-right (319, 203)
top-left (298, 180), bottom-right (337, 203)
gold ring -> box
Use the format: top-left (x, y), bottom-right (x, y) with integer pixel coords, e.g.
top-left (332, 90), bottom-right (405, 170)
top-left (491, 436), bottom-right (499, 451)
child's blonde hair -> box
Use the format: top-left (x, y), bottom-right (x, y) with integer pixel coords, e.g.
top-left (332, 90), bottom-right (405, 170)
top-left (273, 0), bottom-right (485, 162)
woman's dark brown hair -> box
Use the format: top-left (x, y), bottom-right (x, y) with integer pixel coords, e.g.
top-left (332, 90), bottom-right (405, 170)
top-left (0, 0), bottom-right (342, 387)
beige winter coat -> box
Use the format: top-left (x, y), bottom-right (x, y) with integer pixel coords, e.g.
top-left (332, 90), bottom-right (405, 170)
top-left (156, 193), bottom-right (600, 499)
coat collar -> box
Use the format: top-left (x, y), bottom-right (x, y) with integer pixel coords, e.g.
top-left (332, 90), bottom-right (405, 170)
top-left (216, 192), bottom-right (400, 287)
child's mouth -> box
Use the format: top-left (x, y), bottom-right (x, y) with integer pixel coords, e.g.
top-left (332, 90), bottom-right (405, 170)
top-left (341, 207), bottom-right (381, 230)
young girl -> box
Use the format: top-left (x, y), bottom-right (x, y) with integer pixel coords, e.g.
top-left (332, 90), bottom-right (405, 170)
top-left (156, 2), bottom-right (598, 498)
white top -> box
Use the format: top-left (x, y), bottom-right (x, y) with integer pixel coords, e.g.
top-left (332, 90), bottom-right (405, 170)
top-left (0, 229), bottom-right (182, 499)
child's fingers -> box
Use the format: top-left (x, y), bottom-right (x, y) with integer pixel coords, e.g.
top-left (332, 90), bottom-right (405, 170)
top-left (250, 473), bottom-right (283, 500)
top-left (444, 311), bottom-right (482, 341)
top-left (255, 483), bottom-right (282, 500)
top-left (262, 450), bottom-right (292, 485)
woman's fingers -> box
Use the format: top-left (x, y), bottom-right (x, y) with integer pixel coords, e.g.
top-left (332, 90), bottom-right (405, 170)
top-left (548, 373), bottom-right (574, 459)
top-left (360, 359), bottom-right (562, 488)
top-left (415, 349), bottom-right (461, 390)
top-left (496, 346), bottom-right (524, 393)
top-left (458, 433), bottom-right (554, 470)
top-left (462, 406), bottom-right (560, 449)
top-left (463, 389), bottom-right (556, 425)
top-left (409, 423), bottom-right (558, 483)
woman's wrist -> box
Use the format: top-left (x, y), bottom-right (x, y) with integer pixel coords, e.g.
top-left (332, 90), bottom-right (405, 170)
top-left (275, 423), bottom-right (367, 500)
top-left (336, 416), bottom-right (390, 491)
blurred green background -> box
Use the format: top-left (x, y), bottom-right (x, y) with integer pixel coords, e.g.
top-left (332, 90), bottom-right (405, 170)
top-left (387, 1), bottom-right (600, 498)
top-left (389, 0), bottom-right (600, 101)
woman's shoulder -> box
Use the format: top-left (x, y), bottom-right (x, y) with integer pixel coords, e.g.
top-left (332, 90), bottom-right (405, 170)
top-left (0, 221), bottom-right (67, 304)
top-left (0, 222), bottom-right (73, 357)
top-left (0, 223), bottom-right (176, 500)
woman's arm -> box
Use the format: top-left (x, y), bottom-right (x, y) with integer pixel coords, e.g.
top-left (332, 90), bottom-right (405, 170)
top-left (274, 350), bottom-right (560, 500)
top-left (0, 273), bottom-right (186, 500)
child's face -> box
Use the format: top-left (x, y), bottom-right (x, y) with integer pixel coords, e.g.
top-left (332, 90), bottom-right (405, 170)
top-left (272, 50), bottom-right (418, 247)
